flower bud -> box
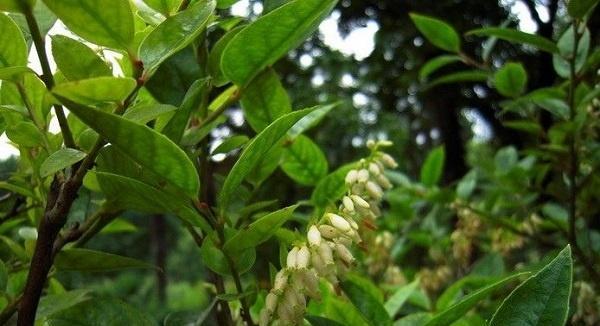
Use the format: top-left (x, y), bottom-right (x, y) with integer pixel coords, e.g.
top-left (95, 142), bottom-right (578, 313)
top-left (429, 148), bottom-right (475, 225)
top-left (369, 162), bottom-right (381, 176)
top-left (307, 225), bottom-right (321, 246)
top-left (328, 213), bottom-right (351, 232)
top-left (310, 249), bottom-right (327, 274)
top-left (345, 169), bottom-right (358, 184)
top-left (318, 241), bottom-right (334, 264)
top-left (296, 246), bottom-right (310, 269)
top-left (286, 247), bottom-right (299, 269)
top-left (318, 225), bottom-right (339, 239)
top-left (376, 174), bottom-right (392, 189)
top-left (366, 181), bottom-right (383, 200)
top-left (350, 195), bottom-right (370, 208)
top-left (342, 196), bottom-right (355, 212)
top-left (277, 298), bottom-right (294, 323)
top-left (346, 229), bottom-right (361, 243)
top-left (357, 169), bottom-right (370, 183)
top-left (380, 153), bottom-right (398, 168)
top-left (265, 292), bottom-right (278, 312)
top-left (301, 269), bottom-right (321, 300)
top-left (366, 139), bottom-right (376, 149)
top-left (378, 140), bottom-right (393, 147)
top-left (273, 270), bottom-right (288, 294)
top-left (334, 243), bottom-right (355, 265)
top-left (259, 308), bottom-right (270, 326)
top-left (350, 220), bottom-right (359, 230)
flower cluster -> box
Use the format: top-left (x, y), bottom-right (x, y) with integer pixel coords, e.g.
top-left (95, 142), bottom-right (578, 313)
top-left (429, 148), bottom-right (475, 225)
top-left (259, 140), bottom-right (398, 325)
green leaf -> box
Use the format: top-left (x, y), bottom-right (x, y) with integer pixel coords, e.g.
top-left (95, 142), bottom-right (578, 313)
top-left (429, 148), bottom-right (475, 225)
top-left (240, 68), bottom-right (292, 132)
top-left (91, 171), bottom-right (210, 232)
top-left (288, 103), bottom-right (337, 137)
top-left (216, 0), bottom-right (239, 9)
top-left (223, 204), bottom-right (298, 254)
top-left (409, 13), bottom-right (460, 53)
top-left (281, 135), bottom-right (328, 185)
top-left (36, 290), bottom-right (91, 321)
top-left (419, 55), bottom-right (462, 81)
top-left (490, 246), bottom-right (573, 326)
top-left (99, 218), bottom-right (137, 234)
top-left (139, 0), bottom-right (215, 74)
top-left (55, 248), bottom-right (154, 272)
top-left (5, 121), bottom-right (44, 147)
top-left (208, 25), bottom-right (244, 86)
top-left (494, 62), bottom-right (527, 98)
top-left (466, 27), bottom-right (558, 53)
top-left (0, 66), bottom-right (35, 82)
top-left (0, 259), bottom-right (7, 291)
top-left (221, 0), bottom-right (337, 86)
top-left (306, 315), bottom-right (346, 326)
top-left (341, 279), bottom-right (393, 326)
top-left (200, 229), bottom-right (256, 276)
top-left (567, 0), bottom-right (599, 18)
top-left (43, 0), bottom-right (134, 49)
top-left (212, 135), bottom-right (249, 155)
top-left (144, 0), bottom-right (182, 16)
top-left (40, 148), bottom-right (86, 177)
top-left (553, 26), bottom-right (590, 78)
top-left (311, 163), bottom-right (353, 208)
top-left (425, 273), bottom-right (527, 326)
top-left (0, 0), bottom-right (26, 12)
top-left (122, 103), bottom-right (177, 124)
top-left (0, 13), bottom-right (27, 68)
top-left (162, 77), bottom-right (210, 143)
top-left (420, 146), bottom-right (445, 186)
top-left (218, 107), bottom-right (315, 211)
top-left (52, 77), bottom-right (137, 104)
top-left (51, 35), bottom-right (112, 81)
top-left (45, 297), bottom-right (155, 325)
top-left (56, 96), bottom-right (200, 197)
top-left (385, 278), bottom-right (420, 317)
top-left (426, 70), bottom-right (488, 88)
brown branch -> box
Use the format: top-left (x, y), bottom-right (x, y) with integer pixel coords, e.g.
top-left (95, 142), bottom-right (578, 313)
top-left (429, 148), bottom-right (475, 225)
top-left (522, 0), bottom-right (544, 27)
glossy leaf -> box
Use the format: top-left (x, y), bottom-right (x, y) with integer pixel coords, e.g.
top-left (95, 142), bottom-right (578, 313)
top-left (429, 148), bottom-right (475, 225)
top-left (56, 96), bottom-right (200, 197)
top-left (36, 290), bottom-right (91, 321)
top-left (218, 108), bottom-right (315, 211)
top-left (139, 0), bottom-right (215, 74)
top-left (208, 25), bottom-right (244, 86)
top-left (311, 163), bottom-right (353, 208)
top-left (306, 315), bottom-right (346, 326)
top-left (0, 13), bottom-right (27, 68)
top-left (419, 55), bottom-right (462, 81)
top-left (0, 259), bottom-right (7, 291)
top-left (52, 77), bottom-right (136, 105)
top-left (122, 103), bottom-right (178, 124)
top-left (409, 13), bottom-right (460, 53)
top-left (467, 27), bottom-right (558, 53)
top-left (144, 0), bottom-right (182, 16)
top-left (223, 204), bottom-right (298, 254)
top-left (341, 279), bottom-right (393, 326)
top-left (553, 26), bottom-right (590, 78)
top-left (162, 77), bottom-right (210, 143)
top-left (494, 62), bottom-right (527, 98)
top-left (241, 68), bottom-right (292, 132)
top-left (567, 0), bottom-right (599, 18)
top-left (281, 135), bottom-right (328, 185)
top-left (427, 70), bottom-right (488, 88)
top-left (288, 103), bottom-right (337, 137)
top-left (212, 135), bottom-right (249, 155)
top-left (54, 248), bottom-right (154, 272)
top-left (51, 35), bottom-right (112, 81)
top-left (200, 229), bottom-right (256, 276)
top-left (40, 148), bottom-right (86, 177)
top-left (221, 0), bottom-right (337, 86)
top-left (44, 297), bottom-right (155, 325)
top-left (5, 121), bottom-right (44, 147)
top-left (0, 66), bottom-right (35, 82)
top-left (420, 146), bottom-right (445, 186)
top-left (385, 278), bottom-right (420, 317)
top-left (43, 0), bottom-right (134, 49)
top-left (425, 273), bottom-right (527, 326)
top-left (490, 246), bottom-right (573, 326)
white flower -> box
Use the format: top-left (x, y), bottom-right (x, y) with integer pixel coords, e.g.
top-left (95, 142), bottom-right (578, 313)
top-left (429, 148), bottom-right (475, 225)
top-left (376, 174), bottom-right (392, 189)
top-left (318, 225), bottom-right (339, 239)
top-left (273, 270), bottom-right (288, 294)
top-left (334, 243), bottom-right (355, 265)
top-left (259, 308), bottom-right (270, 326)
top-left (366, 139), bottom-right (376, 149)
top-left (350, 195), bottom-right (370, 209)
top-left (369, 162), bottom-right (381, 176)
top-left (307, 225), bottom-right (321, 246)
top-left (342, 196), bottom-right (355, 212)
top-left (286, 247), bottom-right (299, 269)
top-left (318, 241), bottom-right (334, 264)
top-left (301, 269), bottom-right (321, 300)
top-left (265, 292), bottom-right (278, 312)
top-left (357, 169), bottom-right (370, 183)
top-left (296, 246), bottom-right (310, 269)
top-left (345, 169), bottom-right (358, 184)
top-left (366, 181), bottom-right (383, 200)
top-left (380, 153), bottom-right (398, 168)
top-left (327, 213), bottom-right (351, 232)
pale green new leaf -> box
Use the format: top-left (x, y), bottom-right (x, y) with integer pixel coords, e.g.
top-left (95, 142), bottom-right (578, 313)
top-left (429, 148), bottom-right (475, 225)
top-left (218, 108), bottom-right (315, 211)
top-left (281, 135), bottom-right (328, 185)
top-left (494, 62), bottom-right (527, 98)
top-left (51, 35), bottom-right (112, 81)
top-left (139, 0), bottom-right (215, 74)
top-left (224, 205), bottom-right (298, 254)
top-left (0, 13), bottom-right (27, 68)
top-left (221, 0), bottom-right (337, 86)
top-left (52, 77), bottom-right (136, 104)
top-left (490, 246), bottom-right (573, 326)
top-left (467, 27), bottom-right (558, 53)
top-left (56, 96), bottom-right (200, 197)
top-left (43, 0), bottom-right (134, 49)
top-left (420, 146), bottom-right (445, 186)
top-left (40, 148), bottom-right (86, 177)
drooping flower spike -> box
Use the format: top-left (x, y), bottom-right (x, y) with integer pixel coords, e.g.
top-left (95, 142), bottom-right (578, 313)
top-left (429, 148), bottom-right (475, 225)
top-left (259, 140), bottom-right (398, 326)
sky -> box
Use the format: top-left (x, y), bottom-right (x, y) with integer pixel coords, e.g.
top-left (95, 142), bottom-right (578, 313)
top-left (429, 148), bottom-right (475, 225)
top-left (0, 0), bottom-right (540, 160)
